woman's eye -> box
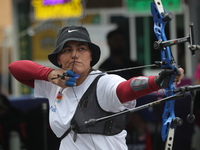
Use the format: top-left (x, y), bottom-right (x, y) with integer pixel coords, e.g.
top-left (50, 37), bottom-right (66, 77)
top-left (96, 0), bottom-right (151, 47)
top-left (78, 47), bottom-right (85, 51)
top-left (62, 49), bottom-right (71, 53)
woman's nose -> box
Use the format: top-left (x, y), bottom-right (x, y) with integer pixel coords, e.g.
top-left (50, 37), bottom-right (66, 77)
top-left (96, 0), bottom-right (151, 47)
top-left (71, 49), bottom-right (77, 59)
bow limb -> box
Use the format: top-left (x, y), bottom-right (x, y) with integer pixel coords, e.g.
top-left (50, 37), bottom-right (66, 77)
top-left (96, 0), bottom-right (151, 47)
top-left (151, 0), bottom-right (182, 149)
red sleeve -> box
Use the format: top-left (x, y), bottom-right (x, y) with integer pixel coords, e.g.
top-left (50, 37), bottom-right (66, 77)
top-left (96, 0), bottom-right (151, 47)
top-left (116, 76), bottom-right (160, 103)
top-left (8, 60), bottom-right (54, 88)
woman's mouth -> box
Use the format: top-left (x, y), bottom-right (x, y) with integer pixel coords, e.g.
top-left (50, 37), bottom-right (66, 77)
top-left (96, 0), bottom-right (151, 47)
top-left (70, 61), bottom-right (80, 65)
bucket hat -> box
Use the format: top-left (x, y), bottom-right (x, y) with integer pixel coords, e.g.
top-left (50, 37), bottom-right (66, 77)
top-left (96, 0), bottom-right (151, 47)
top-left (48, 25), bottom-right (101, 67)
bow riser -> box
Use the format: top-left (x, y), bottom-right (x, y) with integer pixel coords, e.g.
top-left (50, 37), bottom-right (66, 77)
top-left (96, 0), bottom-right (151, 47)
top-left (151, 1), bottom-right (176, 142)
top-left (151, 2), bottom-right (176, 70)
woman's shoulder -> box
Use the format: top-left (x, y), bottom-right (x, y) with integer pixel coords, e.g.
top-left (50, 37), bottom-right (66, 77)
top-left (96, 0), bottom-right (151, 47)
top-left (89, 70), bottom-right (126, 85)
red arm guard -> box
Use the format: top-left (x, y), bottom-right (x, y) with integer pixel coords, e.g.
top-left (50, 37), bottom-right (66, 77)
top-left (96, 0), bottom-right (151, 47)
top-left (8, 60), bottom-right (54, 88)
top-left (116, 76), bottom-right (160, 103)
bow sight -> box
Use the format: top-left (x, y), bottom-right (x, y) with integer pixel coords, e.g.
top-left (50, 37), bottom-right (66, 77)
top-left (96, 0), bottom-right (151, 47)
top-left (153, 21), bottom-right (200, 55)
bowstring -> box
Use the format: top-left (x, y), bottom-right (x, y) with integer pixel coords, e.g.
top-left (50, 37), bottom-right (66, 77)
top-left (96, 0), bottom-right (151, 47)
top-left (70, 0), bottom-right (97, 149)
top-left (80, 64), bottom-right (157, 77)
top-left (51, 64), bottom-right (157, 80)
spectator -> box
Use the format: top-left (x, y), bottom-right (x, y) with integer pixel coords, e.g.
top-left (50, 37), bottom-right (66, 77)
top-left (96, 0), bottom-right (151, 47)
top-left (99, 28), bottom-right (143, 79)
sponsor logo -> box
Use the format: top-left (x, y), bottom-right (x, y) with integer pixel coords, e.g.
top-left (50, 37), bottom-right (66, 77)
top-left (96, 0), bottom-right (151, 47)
top-left (50, 105), bottom-right (57, 112)
top-left (68, 29), bottom-right (78, 33)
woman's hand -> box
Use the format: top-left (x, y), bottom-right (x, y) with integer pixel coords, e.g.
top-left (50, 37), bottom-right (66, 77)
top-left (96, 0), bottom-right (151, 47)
top-left (175, 67), bottom-right (184, 85)
top-left (47, 69), bottom-right (76, 88)
top-left (155, 67), bottom-right (184, 88)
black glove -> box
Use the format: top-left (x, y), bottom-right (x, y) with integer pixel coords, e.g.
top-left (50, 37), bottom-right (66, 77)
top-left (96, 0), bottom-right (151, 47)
top-left (155, 68), bottom-right (181, 88)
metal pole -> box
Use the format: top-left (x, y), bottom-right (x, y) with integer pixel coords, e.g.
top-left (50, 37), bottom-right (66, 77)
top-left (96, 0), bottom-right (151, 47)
top-left (11, 0), bottom-right (20, 95)
top-left (186, 0), bottom-right (200, 80)
top-left (129, 15), bottom-right (137, 61)
top-left (1, 26), bottom-right (13, 95)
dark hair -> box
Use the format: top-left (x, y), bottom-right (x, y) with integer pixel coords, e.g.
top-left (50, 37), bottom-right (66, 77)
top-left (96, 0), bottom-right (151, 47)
top-left (106, 28), bottom-right (125, 41)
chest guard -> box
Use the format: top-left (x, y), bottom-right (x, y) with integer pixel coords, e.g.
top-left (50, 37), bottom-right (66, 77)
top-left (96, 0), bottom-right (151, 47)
top-left (70, 75), bottom-right (129, 136)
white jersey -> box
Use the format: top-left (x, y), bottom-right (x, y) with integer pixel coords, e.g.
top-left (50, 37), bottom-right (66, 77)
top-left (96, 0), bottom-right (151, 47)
top-left (34, 70), bottom-right (136, 150)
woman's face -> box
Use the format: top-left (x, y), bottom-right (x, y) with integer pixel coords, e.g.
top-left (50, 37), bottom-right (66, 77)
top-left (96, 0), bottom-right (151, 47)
top-left (57, 41), bottom-right (92, 75)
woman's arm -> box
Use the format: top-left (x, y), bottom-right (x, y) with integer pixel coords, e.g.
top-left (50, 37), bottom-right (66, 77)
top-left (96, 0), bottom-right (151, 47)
top-left (117, 68), bottom-right (184, 103)
top-left (116, 76), bottom-right (160, 103)
top-left (8, 60), bottom-right (54, 88)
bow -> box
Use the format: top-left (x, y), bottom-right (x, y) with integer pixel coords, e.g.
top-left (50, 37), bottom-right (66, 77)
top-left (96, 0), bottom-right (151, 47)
top-left (151, 1), bottom-right (182, 149)
top-left (151, 0), bottom-right (200, 149)
top-left (151, 0), bottom-right (177, 145)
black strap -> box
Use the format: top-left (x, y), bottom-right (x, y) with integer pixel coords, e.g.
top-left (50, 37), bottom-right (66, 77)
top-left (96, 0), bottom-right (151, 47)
top-left (60, 125), bottom-right (73, 140)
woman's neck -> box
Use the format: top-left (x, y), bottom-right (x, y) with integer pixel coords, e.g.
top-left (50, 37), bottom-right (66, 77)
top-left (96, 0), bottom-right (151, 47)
top-left (76, 68), bottom-right (93, 86)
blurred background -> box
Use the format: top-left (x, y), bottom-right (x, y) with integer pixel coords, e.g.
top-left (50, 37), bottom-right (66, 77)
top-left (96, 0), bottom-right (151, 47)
top-left (0, 0), bottom-right (200, 150)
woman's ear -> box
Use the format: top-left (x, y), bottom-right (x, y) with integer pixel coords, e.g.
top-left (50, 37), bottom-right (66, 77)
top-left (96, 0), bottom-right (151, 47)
top-left (90, 48), bottom-right (93, 61)
top-left (57, 57), bottom-right (61, 66)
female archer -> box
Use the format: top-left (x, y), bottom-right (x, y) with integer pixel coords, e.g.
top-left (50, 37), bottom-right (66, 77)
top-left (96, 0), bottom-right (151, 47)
top-left (8, 25), bottom-right (184, 150)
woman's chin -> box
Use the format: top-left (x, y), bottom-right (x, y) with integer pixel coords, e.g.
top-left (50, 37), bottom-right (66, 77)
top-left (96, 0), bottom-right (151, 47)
top-left (74, 68), bottom-right (91, 76)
